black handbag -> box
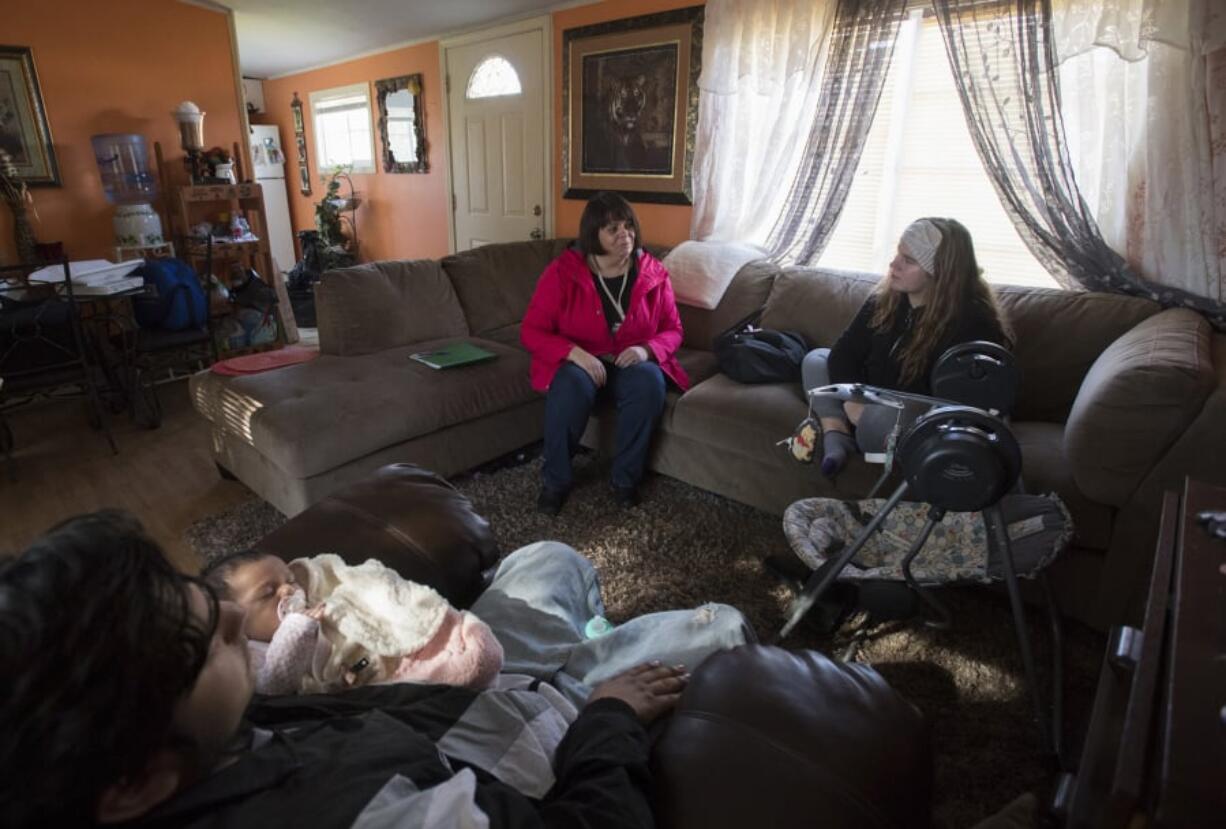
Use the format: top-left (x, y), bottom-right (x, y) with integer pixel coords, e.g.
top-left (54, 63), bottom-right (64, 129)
top-left (714, 309), bottom-right (809, 384)
top-left (229, 267), bottom-right (278, 313)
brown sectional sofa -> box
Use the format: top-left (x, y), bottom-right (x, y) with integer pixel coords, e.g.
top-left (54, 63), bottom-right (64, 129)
top-left (189, 240), bottom-right (1226, 629)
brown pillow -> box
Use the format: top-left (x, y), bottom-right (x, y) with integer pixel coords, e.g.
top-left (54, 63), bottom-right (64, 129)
top-left (995, 286), bottom-right (1159, 422)
top-left (759, 268), bottom-right (877, 348)
top-left (1064, 308), bottom-right (1213, 506)
top-left (316, 260), bottom-right (469, 356)
top-left (442, 239), bottom-right (572, 335)
top-left (678, 259), bottom-right (779, 351)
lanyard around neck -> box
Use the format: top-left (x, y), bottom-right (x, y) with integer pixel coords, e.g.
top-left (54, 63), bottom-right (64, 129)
top-left (590, 257), bottom-right (629, 322)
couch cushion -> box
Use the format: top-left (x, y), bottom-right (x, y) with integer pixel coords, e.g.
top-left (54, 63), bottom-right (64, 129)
top-left (479, 323), bottom-right (523, 350)
top-left (654, 646), bottom-right (931, 829)
top-left (994, 285), bottom-right (1160, 422)
top-left (1011, 421), bottom-right (1114, 551)
top-left (673, 374), bottom-right (807, 456)
top-left (669, 373), bottom-right (883, 495)
top-left (191, 337), bottom-right (536, 478)
top-left (316, 259), bottom-right (469, 356)
top-left (1064, 308), bottom-right (1214, 507)
top-left (679, 259), bottom-right (781, 352)
top-left (442, 239), bottom-right (573, 335)
top-left (256, 463), bottom-right (500, 608)
top-left (759, 268), bottom-right (877, 349)
top-left (674, 347), bottom-right (719, 387)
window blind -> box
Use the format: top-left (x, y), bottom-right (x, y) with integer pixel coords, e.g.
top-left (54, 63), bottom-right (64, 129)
top-left (818, 13), bottom-right (1056, 288)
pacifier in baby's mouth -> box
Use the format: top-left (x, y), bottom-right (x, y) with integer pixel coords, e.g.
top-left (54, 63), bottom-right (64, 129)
top-left (277, 588), bottom-right (308, 620)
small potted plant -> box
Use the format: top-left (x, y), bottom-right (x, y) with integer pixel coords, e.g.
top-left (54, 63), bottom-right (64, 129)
top-left (314, 165), bottom-right (360, 253)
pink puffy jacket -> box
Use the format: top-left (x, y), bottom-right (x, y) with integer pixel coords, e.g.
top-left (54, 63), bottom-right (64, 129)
top-left (520, 247), bottom-right (689, 392)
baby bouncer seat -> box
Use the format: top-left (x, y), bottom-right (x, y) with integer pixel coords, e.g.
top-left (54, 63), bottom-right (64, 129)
top-left (777, 342), bottom-right (1068, 762)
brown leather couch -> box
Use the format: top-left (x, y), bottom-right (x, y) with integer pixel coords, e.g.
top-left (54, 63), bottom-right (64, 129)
top-left (191, 239), bottom-right (1226, 629)
top-left (255, 463), bottom-right (934, 829)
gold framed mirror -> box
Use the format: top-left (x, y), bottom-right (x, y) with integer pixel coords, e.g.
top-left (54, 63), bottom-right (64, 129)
top-left (374, 74), bottom-right (427, 174)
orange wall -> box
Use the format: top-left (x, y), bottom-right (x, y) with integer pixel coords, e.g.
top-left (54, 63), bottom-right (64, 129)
top-left (0, 0), bottom-right (245, 264)
top-left (258, 0), bottom-right (701, 263)
top-left (258, 41), bottom-right (449, 264)
top-left (551, 0), bottom-right (701, 246)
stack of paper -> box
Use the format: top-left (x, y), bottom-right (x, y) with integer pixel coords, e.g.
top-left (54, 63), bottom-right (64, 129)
top-left (28, 259), bottom-right (145, 296)
top-left (73, 276), bottom-right (146, 296)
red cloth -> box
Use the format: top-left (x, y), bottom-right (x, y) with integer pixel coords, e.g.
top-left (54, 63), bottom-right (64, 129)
top-left (211, 345), bottom-right (320, 375)
top-left (520, 247), bottom-right (689, 392)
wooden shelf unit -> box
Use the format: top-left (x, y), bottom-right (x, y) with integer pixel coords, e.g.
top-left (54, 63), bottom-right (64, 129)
top-left (173, 182), bottom-right (298, 357)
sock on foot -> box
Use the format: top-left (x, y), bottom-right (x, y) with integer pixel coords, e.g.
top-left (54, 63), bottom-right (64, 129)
top-left (820, 431), bottom-right (857, 478)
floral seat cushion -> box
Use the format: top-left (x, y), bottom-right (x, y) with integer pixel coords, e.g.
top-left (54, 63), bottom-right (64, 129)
top-left (782, 494), bottom-right (1072, 584)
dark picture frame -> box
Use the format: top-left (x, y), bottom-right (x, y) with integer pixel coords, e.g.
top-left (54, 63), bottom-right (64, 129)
top-left (290, 92), bottom-right (311, 195)
top-left (0, 45), bottom-right (60, 186)
top-left (562, 6), bottom-right (703, 205)
top-left (374, 74), bottom-right (428, 174)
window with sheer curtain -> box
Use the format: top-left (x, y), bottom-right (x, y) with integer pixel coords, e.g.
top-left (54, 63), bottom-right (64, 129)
top-left (816, 10), bottom-right (1057, 288)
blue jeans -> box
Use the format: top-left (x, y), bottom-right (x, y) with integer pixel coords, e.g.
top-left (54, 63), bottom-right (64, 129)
top-left (542, 361), bottom-right (666, 492)
top-left (471, 541), bottom-right (753, 706)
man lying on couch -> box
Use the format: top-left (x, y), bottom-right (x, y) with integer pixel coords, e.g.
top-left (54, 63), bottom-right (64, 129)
top-left (0, 510), bottom-right (689, 828)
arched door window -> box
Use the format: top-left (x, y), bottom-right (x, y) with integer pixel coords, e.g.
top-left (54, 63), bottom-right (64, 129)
top-left (466, 55), bottom-right (522, 99)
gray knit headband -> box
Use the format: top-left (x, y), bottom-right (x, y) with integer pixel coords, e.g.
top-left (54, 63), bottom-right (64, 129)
top-left (899, 219), bottom-right (943, 275)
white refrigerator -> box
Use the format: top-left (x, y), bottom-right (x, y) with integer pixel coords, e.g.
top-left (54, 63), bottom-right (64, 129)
top-left (249, 124), bottom-right (296, 276)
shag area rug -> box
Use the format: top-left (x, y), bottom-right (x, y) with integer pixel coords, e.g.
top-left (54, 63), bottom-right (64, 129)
top-left (186, 453), bottom-right (1103, 828)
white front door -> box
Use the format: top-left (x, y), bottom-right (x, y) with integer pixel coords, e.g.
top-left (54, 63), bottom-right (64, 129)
top-left (445, 24), bottom-right (548, 249)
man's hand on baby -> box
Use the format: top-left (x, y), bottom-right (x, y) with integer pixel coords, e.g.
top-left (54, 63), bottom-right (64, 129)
top-left (587, 662), bottom-right (689, 724)
top-left (304, 605), bottom-right (326, 621)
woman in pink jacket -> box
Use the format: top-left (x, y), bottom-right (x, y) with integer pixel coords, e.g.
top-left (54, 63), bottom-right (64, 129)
top-left (521, 193), bottom-right (688, 516)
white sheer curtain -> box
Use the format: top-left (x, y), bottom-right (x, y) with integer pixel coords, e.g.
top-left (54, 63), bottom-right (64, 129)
top-left (688, 0), bottom-right (835, 243)
top-left (1054, 0), bottom-right (1226, 302)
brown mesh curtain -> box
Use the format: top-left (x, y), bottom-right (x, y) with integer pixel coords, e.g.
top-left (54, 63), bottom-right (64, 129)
top-left (765, 0), bottom-right (910, 265)
top-left (932, 0), bottom-right (1226, 327)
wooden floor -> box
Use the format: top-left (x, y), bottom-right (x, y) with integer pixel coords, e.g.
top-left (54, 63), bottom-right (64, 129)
top-left (0, 380), bottom-right (251, 572)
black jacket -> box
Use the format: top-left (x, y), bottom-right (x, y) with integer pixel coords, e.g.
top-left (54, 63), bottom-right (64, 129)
top-left (132, 684), bottom-right (653, 829)
top-left (828, 294), bottom-right (1007, 395)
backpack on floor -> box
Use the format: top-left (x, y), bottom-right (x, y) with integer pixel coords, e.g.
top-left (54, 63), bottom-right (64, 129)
top-left (132, 257), bottom-right (207, 331)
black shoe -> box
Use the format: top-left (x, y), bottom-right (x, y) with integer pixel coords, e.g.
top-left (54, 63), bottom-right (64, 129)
top-left (536, 486), bottom-right (567, 516)
top-left (612, 485), bottom-right (640, 508)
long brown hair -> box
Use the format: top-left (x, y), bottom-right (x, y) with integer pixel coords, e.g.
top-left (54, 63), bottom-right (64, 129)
top-left (871, 218), bottom-right (1011, 385)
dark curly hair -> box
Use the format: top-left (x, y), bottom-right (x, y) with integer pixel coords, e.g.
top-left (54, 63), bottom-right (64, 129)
top-left (0, 510), bottom-right (217, 826)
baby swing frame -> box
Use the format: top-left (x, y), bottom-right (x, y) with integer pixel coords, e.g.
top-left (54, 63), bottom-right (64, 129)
top-left (776, 382), bottom-right (1065, 764)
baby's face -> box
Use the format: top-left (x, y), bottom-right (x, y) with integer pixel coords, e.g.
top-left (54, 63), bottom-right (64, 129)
top-left (226, 556), bottom-right (300, 642)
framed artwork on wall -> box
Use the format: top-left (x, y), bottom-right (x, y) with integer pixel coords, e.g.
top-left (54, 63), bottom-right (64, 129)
top-left (0, 45), bottom-right (60, 186)
top-left (290, 91), bottom-right (311, 195)
top-left (562, 6), bottom-right (703, 205)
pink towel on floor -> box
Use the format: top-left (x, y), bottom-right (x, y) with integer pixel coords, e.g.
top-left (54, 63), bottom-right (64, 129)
top-left (390, 608), bottom-right (504, 690)
top-left (211, 345), bottom-right (319, 375)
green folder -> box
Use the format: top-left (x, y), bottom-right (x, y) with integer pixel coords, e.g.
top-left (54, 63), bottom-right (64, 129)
top-left (410, 342), bottom-right (498, 370)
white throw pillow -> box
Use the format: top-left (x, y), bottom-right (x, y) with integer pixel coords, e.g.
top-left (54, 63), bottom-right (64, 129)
top-left (662, 240), bottom-right (768, 310)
